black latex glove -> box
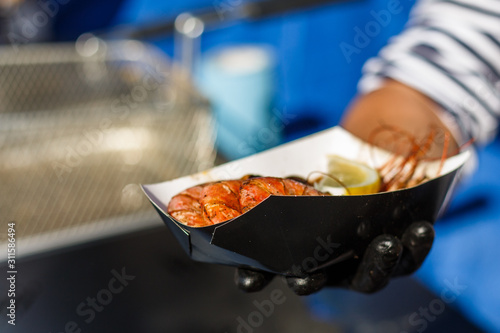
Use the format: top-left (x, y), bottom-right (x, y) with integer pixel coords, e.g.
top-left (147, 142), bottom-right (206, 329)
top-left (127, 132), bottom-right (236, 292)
top-left (234, 221), bottom-right (434, 296)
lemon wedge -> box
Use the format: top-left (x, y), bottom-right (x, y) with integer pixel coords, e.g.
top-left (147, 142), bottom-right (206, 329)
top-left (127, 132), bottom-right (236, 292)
top-left (315, 155), bottom-right (381, 195)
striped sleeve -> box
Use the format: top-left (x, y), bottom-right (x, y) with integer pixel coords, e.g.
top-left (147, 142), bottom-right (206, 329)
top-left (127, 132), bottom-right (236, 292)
top-left (358, 0), bottom-right (500, 145)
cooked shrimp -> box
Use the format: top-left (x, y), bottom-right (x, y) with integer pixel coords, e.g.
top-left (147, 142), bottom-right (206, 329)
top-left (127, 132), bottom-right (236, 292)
top-left (200, 180), bottom-right (242, 224)
top-left (240, 177), bottom-right (324, 213)
top-left (167, 177), bottom-right (327, 227)
top-left (369, 124), bottom-right (453, 191)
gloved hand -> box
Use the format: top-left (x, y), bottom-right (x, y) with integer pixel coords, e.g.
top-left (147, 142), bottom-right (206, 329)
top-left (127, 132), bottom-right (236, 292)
top-left (234, 221), bottom-right (434, 295)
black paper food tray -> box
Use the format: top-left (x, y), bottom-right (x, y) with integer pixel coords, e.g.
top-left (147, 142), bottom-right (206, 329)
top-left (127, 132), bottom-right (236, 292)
top-left (142, 127), bottom-right (470, 276)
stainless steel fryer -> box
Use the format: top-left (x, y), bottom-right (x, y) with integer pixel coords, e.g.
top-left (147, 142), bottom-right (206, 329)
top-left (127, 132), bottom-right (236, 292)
top-left (0, 37), bottom-right (216, 256)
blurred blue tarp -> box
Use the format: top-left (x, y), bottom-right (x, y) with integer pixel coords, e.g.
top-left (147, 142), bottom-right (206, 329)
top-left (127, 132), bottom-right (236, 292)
top-left (10, 0), bottom-right (412, 146)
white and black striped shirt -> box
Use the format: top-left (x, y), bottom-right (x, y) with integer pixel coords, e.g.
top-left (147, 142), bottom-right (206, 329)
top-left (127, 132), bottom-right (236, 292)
top-left (359, 0), bottom-right (500, 146)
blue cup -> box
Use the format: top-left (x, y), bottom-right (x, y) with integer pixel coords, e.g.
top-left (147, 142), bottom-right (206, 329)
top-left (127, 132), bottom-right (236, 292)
top-left (196, 45), bottom-right (279, 160)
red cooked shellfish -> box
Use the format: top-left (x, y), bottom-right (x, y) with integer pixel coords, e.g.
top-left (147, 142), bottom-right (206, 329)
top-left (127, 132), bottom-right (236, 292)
top-left (167, 177), bottom-right (327, 227)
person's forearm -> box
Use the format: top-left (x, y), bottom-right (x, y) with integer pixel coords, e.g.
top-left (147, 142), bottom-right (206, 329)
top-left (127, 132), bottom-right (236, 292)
top-left (355, 0), bottom-right (500, 147)
top-left (341, 80), bottom-right (459, 159)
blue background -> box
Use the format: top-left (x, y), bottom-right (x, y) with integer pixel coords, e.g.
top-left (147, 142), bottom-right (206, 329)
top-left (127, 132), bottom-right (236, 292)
top-left (50, 0), bottom-right (413, 141)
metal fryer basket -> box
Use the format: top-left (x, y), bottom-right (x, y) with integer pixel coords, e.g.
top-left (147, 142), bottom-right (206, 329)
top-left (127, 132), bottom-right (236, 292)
top-left (0, 38), bottom-right (216, 254)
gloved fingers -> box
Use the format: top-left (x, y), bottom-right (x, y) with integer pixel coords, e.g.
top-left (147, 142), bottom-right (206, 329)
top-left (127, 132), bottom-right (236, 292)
top-left (234, 267), bottom-right (275, 293)
top-left (350, 234), bottom-right (403, 293)
top-left (285, 270), bottom-right (328, 296)
top-left (234, 223), bottom-right (430, 294)
top-left (393, 221), bottom-right (435, 276)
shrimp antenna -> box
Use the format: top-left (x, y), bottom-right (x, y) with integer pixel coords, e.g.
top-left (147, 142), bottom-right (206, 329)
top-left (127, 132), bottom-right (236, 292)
top-left (306, 171), bottom-right (351, 195)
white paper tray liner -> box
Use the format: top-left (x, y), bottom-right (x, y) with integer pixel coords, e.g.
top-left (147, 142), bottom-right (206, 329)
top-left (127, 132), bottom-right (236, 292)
top-left (146, 127), bottom-right (470, 210)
